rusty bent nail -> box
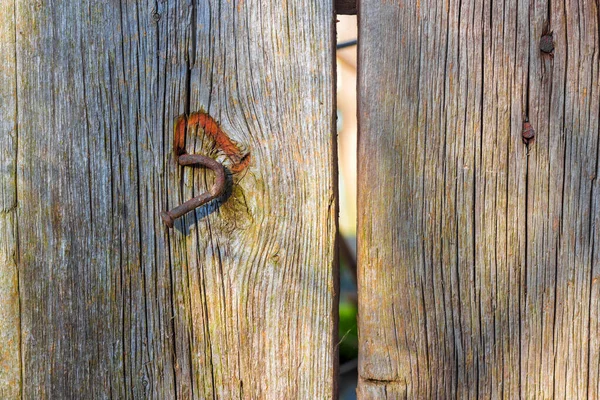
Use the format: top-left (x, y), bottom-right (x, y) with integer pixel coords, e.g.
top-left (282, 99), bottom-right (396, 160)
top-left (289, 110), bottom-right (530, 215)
top-left (161, 153), bottom-right (226, 229)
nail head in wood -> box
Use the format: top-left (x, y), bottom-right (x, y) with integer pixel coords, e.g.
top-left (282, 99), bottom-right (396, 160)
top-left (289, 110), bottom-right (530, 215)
top-left (540, 34), bottom-right (554, 54)
top-left (522, 120), bottom-right (535, 145)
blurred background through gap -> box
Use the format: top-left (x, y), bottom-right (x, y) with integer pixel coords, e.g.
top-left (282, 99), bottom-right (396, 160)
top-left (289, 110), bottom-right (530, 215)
top-left (336, 14), bottom-right (358, 400)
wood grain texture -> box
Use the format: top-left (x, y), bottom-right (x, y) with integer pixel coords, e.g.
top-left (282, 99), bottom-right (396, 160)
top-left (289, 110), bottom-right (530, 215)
top-left (0, 0), bottom-right (21, 397)
top-left (1, 0), bottom-right (337, 398)
top-left (358, 0), bottom-right (600, 398)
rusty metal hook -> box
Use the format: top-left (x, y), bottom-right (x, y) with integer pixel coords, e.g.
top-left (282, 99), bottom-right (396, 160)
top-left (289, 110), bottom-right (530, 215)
top-left (161, 115), bottom-right (227, 229)
top-left (161, 154), bottom-right (226, 228)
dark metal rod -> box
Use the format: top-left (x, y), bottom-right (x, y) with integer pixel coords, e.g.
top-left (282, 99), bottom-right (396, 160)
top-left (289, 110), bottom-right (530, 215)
top-left (161, 153), bottom-right (226, 228)
top-left (337, 39), bottom-right (357, 50)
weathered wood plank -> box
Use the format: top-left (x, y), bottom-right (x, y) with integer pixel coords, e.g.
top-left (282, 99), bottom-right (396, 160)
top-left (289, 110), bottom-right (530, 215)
top-left (166, 1), bottom-right (338, 398)
top-left (14, 2), bottom-right (176, 397)
top-left (358, 0), bottom-right (600, 398)
top-left (3, 0), bottom-right (337, 398)
top-left (0, 0), bottom-right (21, 397)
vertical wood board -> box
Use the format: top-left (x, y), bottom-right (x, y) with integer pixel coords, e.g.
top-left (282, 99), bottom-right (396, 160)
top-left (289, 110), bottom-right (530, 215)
top-left (0, 0), bottom-right (337, 398)
top-left (358, 0), bottom-right (600, 398)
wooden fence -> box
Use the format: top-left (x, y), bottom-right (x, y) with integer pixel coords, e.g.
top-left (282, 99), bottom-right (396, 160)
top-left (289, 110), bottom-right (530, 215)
top-left (1, 0), bottom-right (599, 398)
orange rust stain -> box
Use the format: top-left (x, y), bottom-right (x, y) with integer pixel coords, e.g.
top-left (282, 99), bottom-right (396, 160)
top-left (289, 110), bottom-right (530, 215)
top-left (174, 114), bottom-right (187, 157)
top-left (231, 153), bottom-right (251, 173)
top-left (181, 111), bottom-right (250, 172)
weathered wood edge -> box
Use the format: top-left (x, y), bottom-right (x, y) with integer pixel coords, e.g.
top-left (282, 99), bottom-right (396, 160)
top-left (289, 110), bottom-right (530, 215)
top-left (0, 0), bottom-right (21, 397)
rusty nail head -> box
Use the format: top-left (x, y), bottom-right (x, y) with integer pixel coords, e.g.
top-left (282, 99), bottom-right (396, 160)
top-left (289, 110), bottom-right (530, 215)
top-left (522, 119), bottom-right (535, 145)
top-left (540, 34), bottom-right (554, 54)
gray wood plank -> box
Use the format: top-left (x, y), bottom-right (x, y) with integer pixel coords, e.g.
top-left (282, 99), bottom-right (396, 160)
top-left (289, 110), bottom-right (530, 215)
top-left (2, 0), bottom-right (337, 398)
top-left (358, 0), bottom-right (600, 398)
top-left (0, 0), bottom-right (21, 397)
